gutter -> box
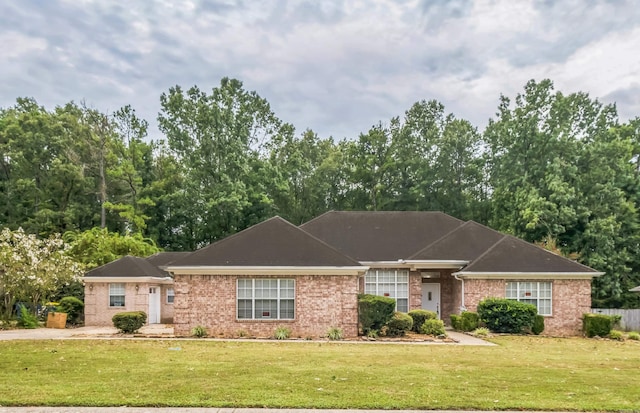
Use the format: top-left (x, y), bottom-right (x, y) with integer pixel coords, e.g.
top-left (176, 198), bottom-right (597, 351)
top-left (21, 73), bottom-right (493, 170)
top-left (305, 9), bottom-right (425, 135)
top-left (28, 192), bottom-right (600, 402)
top-left (453, 273), bottom-right (466, 312)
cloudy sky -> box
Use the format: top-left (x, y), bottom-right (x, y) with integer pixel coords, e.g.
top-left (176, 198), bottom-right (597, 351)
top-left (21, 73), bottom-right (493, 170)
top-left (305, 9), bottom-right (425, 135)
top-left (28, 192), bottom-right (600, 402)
top-left (1, 0), bottom-right (639, 140)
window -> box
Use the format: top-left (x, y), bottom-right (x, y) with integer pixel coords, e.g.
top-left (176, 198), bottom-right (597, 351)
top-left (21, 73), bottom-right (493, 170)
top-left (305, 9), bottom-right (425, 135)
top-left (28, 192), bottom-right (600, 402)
top-left (364, 269), bottom-right (409, 312)
top-left (506, 281), bottom-right (552, 316)
top-left (167, 288), bottom-right (174, 304)
top-left (109, 283), bottom-right (125, 307)
top-left (237, 279), bottom-right (295, 320)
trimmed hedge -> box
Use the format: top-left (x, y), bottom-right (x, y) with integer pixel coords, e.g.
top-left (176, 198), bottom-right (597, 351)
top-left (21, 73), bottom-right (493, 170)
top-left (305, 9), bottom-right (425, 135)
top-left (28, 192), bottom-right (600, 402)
top-left (460, 312), bottom-right (479, 332)
top-left (583, 313), bottom-right (618, 338)
top-left (477, 298), bottom-right (536, 333)
top-left (408, 309), bottom-right (437, 333)
top-left (385, 312), bottom-right (414, 337)
top-left (112, 311), bottom-right (147, 333)
top-left (421, 318), bottom-right (446, 336)
top-left (450, 314), bottom-right (461, 330)
top-left (532, 315), bottom-right (545, 335)
top-left (358, 294), bottom-right (395, 335)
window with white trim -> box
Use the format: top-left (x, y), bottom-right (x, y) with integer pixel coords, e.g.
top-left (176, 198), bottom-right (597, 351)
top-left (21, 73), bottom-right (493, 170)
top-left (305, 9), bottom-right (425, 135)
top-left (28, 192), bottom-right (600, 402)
top-left (167, 288), bottom-right (174, 304)
top-left (109, 283), bottom-right (125, 307)
top-left (237, 279), bottom-right (295, 320)
top-left (506, 281), bottom-right (552, 316)
top-left (364, 269), bottom-right (409, 312)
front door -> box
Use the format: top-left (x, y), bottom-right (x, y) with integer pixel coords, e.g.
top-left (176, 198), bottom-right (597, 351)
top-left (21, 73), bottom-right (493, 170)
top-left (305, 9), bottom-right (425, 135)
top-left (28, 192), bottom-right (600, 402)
top-left (148, 286), bottom-right (161, 324)
top-left (421, 283), bottom-right (441, 319)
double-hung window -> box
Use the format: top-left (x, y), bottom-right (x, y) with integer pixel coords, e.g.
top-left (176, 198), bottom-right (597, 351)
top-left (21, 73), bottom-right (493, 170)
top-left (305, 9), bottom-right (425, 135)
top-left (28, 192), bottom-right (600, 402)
top-left (109, 283), bottom-right (125, 307)
top-left (364, 269), bottom-right (409, 312)
top-left (237, 279), bottom-right (295, 320)
top-left (506, 281), bottom-right (552, 316)
top-left (167, 288), bottom-right (175, 304)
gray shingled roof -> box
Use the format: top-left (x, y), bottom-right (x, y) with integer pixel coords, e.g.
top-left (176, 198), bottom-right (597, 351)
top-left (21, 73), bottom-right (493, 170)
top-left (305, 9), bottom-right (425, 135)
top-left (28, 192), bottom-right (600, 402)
top-left (146, 252), bottom-right (191, 267)
top-left (458, 235), bottom-right (600, 273)
top-left (300, 211), bottom-right (463, 261)
top-left (169, 216), bottom-right (361, 267)
top-left (409, 220), bottom-right (504, 261)
top-left (85, 256), bottom-right (169, 278)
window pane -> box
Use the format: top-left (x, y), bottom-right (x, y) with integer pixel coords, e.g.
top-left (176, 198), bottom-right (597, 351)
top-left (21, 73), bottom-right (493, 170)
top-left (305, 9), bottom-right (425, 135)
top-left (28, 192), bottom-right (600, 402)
top-left (397, 298), bottom-right (408, 313)
top-left (109, 283), bottom-right (125, 307)
top-left (255, 299), bottom-right (278, 319)
top-left (237, 299), bottom-right (252, 319)
top-left (167, 288), bottom-right (175, 304)
top-left (279, 299), bottom-right (295, 319)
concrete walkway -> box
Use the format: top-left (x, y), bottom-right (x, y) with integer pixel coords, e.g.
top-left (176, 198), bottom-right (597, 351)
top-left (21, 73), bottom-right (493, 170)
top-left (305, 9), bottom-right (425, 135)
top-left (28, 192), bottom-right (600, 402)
top-left (0, 325), bottom-right (494, 345)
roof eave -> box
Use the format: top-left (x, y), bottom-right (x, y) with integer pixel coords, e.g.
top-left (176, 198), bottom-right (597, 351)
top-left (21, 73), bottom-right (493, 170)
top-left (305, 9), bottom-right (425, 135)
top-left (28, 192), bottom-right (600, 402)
top-left (83, 276), bottom-right (174, 283)
top-left (360, 260), bottom-right (468, 270)
top-left (167, 266), bottom-right (369, 276)
top-left (452, 271), bottom-right (604, 280)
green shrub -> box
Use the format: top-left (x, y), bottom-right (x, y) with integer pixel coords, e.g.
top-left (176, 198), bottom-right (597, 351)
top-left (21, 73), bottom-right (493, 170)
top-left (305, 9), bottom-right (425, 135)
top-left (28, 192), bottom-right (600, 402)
top-left (450, 314), bottom-right (461, 330)
top-left (274, 326), bottom-right (291, 340)
top-left (477, 298), bottom-right (537, 333)
top-left (191, 325), bottom-right (208, 338)
top-left (473, 327), bottom-right (491, 337)
top-left (17, 306), bottom-right (39, 329)
top-left (408, 309), bottom-right (436, 333)
top-left (609, 330), bottom-right (624, 341)
top-left (385, 312), bottom-right (414, 337)
top-left (582, 313), bottom-right (617, 338)
top-left (627, 331), bottom-right (640, 341)
top-left (532, 315), bottom-right (545, 335)
top-left (421, 318), bottom-right (446, 336)
top-left (358, 294), bottom-right (396, 335)
top-left (112, 311), bottom-right (146, 333)
top-left (58, 296), bottom-right (84, 325)
top-left (327, 327), bottom-right (343, 341)
top-left (460, 311), bottom-right (480, 332)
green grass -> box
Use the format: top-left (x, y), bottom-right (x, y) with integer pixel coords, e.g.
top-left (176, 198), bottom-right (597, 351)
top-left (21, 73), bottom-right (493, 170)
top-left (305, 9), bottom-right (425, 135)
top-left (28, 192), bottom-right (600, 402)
top-left (0, 336), bottom-right (638, 410)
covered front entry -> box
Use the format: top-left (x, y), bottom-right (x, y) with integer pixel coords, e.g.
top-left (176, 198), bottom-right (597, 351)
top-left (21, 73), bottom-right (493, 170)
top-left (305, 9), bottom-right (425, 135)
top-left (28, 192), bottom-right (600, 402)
top-left (148, 286), bottom-right (161, 324)
top-left (421, 283), bottom-right (441, 319)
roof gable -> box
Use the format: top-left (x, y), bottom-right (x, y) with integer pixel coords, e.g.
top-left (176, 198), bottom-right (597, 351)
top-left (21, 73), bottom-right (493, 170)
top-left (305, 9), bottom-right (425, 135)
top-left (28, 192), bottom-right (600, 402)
top-left (85, 255), bottom-right (168, 278)
top-left (410, 220), bottom-right (504, 261)
top-left (459, 235), bottom-right (599, 273)
top-left (300, 211), bottom-right (464, 261)
top-left (170, 216), bottom-right (361, 267)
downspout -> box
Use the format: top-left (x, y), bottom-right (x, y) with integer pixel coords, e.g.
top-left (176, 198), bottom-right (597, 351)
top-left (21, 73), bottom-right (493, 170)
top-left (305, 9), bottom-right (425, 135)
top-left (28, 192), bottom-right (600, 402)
top-left (453, 273), bottom-right (466, 312)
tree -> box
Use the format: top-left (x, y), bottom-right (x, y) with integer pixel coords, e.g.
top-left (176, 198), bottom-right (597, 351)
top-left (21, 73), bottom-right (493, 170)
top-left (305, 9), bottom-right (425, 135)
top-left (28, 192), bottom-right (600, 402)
top-left (0, 228), bottom-right (84, 320)
top-left (64, 227), bottom-right (160, 269)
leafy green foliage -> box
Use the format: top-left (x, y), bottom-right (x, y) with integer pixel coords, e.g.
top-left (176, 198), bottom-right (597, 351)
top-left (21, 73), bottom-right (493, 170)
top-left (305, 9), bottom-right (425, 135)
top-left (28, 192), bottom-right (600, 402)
top-left (326, 327), bottom-right (343, 341)
top-left (112, 311), bottom-right (146, 333)
top-left (384, 312), bottom-right (413, 337)
top-left (274, 326), bottom-right (291, 340)
top-left (477, 298), bottom-right (537, 333)
top-left (532, 315), bottom-right (545, 335)
top-left (460, 311), bottom-right (480, 332)
top-left (191, 325), bottom-right (208, 338)
top-left (472, 327), bottom-right (491, 337)
top-left (57, 296), bottom-right (84, 325)
top-left (357, 294), bottom-right (396, 335)
top-left (450, 314), bottom-right (461, 330)
top-left (420, 319), bottom-right (446, 336)
top-left (608, 330), bottom-right (624, 341)
top-left (408, 309), bottom-right (437, 333)
top-left (582, 313), bottom-right (617, 338)
top-left (17, 306), bottom-right (39, 329)
top-left (627, 331), bottom-right (639, 340)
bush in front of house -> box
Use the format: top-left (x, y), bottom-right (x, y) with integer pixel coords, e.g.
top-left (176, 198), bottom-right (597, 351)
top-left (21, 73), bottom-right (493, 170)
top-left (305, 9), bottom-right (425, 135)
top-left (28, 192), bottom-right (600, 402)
top-left (358, 294), bottom-right (396, 335)
top-left (58, 296), bottom-right (84, 325)
top-left (477, 298), bottom-right (537, 333)
top-left (408, 309), bottom-right (437, 333)
top-left (532, 315), bottom-right (545, 335)
top-left (608, 329), bottom-right (624, 341)
top-left (450, 314), bottom-right (461, 330)
top-left (421, 318), bottom-right (446, 336)
top-left (384, 312), bottom-right (414, 337)
top-left (112, 311), bottom-right (147, 333)
top-left (582, 313), bottom-right (619, 338)
top-left (460, 311), bottom-right (480, 332)
top-left (628, 331), bottom-right (640, 341)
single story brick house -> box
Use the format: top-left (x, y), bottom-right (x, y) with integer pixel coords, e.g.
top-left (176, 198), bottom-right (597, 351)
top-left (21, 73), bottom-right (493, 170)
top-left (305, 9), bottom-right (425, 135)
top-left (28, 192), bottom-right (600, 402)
top-left (84, 211), bottom-right (602, 337)
top-left (83, 252), bottom-right (189, 325)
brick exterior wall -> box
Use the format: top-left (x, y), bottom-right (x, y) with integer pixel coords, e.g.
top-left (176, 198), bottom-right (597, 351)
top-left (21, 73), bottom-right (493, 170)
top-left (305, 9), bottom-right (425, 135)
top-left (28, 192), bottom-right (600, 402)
top-left (173, 274), bottom-right (359, 338)
top-left (84, 282), bottom-right (174, 326)
top-left (462, 278), bottom-right (592, 336)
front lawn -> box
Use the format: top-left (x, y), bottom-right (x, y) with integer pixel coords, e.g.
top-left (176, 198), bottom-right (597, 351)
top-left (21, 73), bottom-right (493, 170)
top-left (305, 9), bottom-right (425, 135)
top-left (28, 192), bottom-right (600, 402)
top-left (0, 336), bottom-right (638, 410)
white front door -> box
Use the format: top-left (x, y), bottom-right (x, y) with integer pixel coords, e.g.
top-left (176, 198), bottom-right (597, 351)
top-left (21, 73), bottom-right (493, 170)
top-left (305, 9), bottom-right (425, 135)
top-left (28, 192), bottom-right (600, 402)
top-left (148, 286), bottom-right (161, 324)
top-left (421, 283), bottom-right (441, 319)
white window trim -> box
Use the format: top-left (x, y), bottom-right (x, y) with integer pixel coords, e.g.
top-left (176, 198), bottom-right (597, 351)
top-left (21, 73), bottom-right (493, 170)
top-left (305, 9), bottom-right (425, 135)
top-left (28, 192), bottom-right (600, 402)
top-left (364, 269), bottom-right (409, 312)
top-left (236, 279), bottom-right (295, 320)
top-left (166, 288), bottom-right (174, 304)
top-left (109, 283), bottom-right (126, 307)
top-left (505, 281), bottom-right (553, 316)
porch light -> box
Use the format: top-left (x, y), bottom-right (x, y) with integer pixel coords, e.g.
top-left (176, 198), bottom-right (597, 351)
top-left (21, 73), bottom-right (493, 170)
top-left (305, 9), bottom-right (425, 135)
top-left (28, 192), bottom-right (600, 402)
top-left (135, 284), bottom-right (139, 292)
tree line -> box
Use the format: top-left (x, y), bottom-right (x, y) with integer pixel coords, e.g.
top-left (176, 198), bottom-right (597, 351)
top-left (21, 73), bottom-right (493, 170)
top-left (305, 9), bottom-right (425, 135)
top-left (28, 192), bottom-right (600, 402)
top-left (1, 77), bottom-right (639, 308)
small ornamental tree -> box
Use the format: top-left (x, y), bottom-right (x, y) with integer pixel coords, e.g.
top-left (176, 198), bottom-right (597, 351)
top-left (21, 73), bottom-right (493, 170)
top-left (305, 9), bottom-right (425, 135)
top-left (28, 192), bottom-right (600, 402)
top-left (0, 228), bottom-right (84, 321)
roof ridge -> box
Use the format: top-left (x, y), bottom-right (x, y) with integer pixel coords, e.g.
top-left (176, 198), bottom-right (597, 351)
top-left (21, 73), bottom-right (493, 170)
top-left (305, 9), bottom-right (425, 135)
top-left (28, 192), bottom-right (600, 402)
top-left (408, 221), bottom-right (467, 259)
top-left (299, 210), bottom-right (335, 228)
top-left (461, 234), bottom-right (509, 271)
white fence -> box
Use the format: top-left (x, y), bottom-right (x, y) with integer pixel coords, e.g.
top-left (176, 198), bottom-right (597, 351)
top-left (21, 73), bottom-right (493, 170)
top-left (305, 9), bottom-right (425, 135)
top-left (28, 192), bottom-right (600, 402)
top-left (591, 309), bottom-right (640, 331)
